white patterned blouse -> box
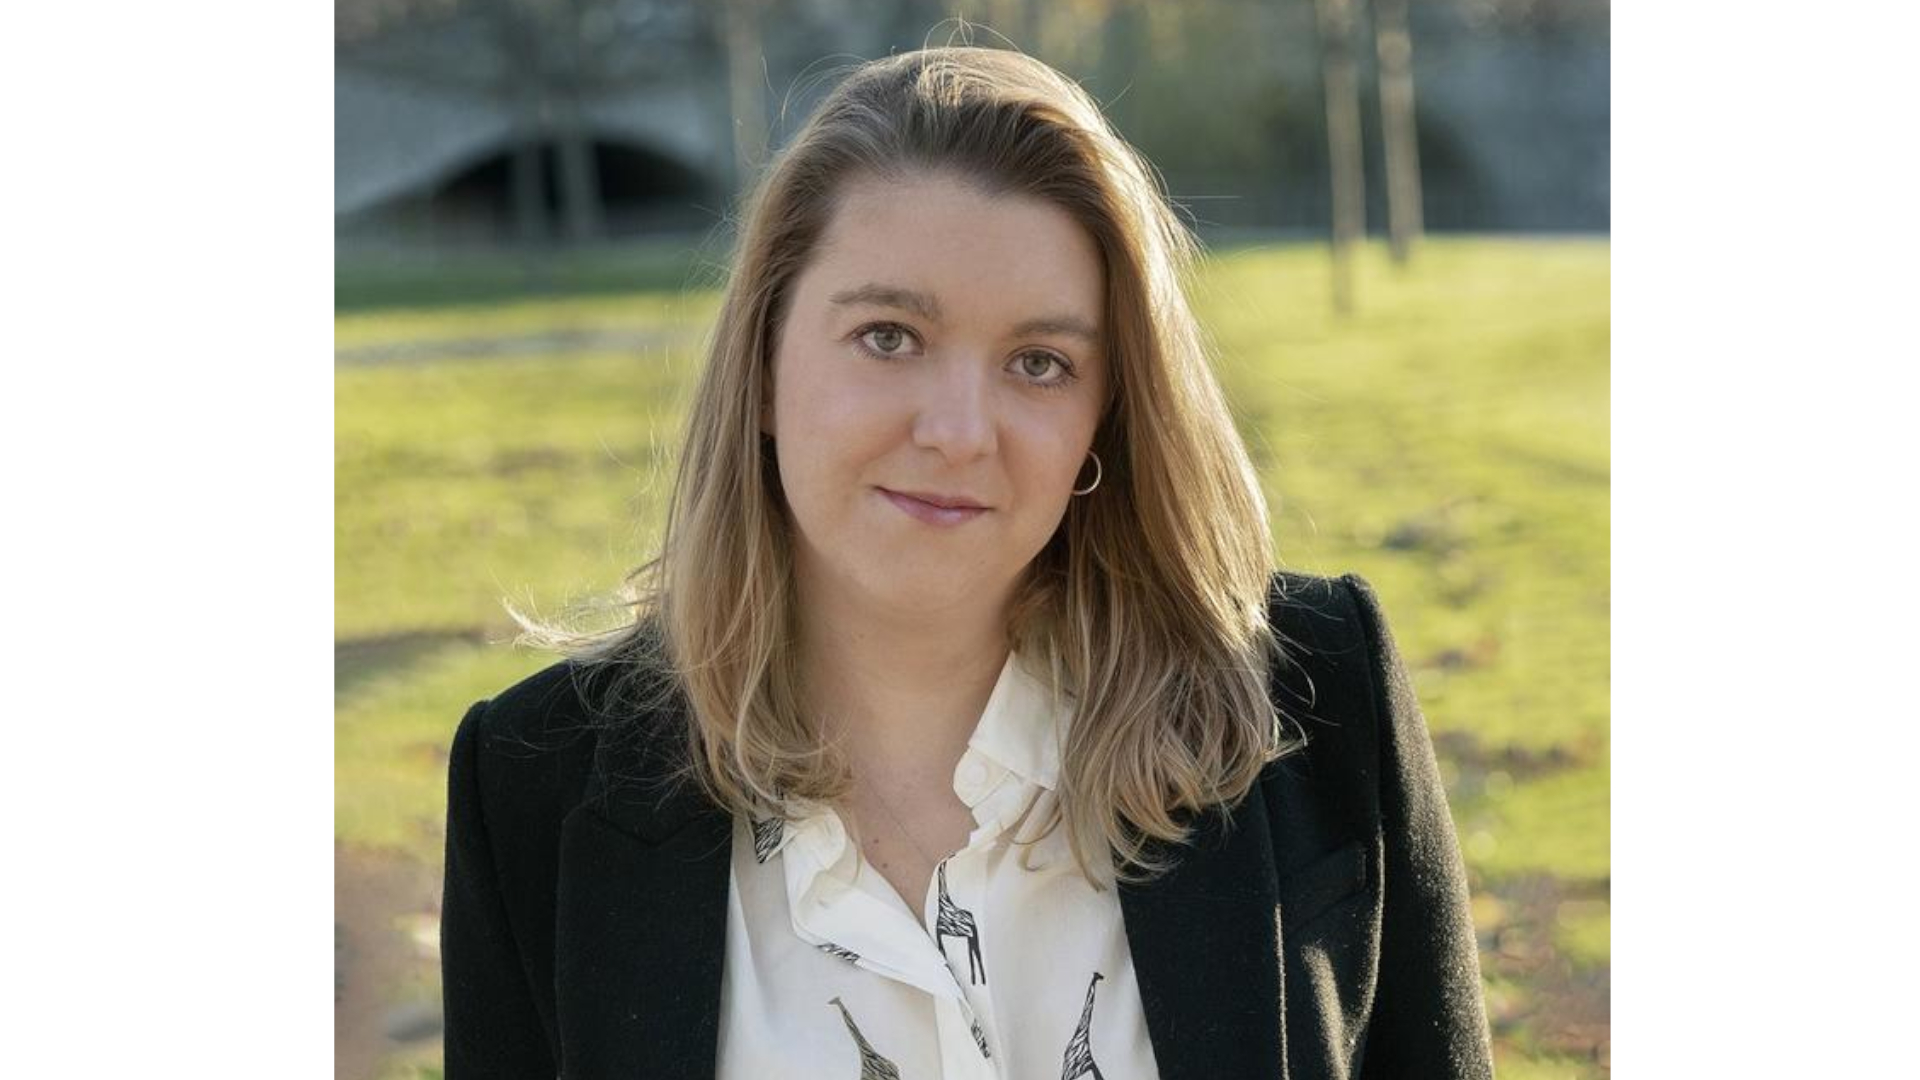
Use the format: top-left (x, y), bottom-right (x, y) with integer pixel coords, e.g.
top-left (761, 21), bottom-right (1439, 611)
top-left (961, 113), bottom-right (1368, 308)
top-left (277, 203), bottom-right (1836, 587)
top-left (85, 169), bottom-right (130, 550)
top-left (716, 650), bottom-right (1163, 1080)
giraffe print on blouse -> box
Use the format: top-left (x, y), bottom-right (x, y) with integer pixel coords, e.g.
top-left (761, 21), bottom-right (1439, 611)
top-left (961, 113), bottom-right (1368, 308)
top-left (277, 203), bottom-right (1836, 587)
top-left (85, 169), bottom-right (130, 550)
top-left (933, 860), bottom-right (986, 985)
top-left (750, 815), bottom-right (784, 863)
top-left (817, 940), bottom-right (862, 964)
top-left (1059, 971), bottom-right (1106, 1080)
top-left (829, 996), bottom-right (901, 1080)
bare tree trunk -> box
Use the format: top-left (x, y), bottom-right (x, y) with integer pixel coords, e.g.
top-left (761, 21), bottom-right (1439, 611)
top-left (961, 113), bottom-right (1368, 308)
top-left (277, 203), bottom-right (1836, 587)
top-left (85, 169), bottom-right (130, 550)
top-left (722, 0), bottom-right (768, 193)
top-left (510, 122), bottom-right (549, 250)
top-left (1375, 0), bottom-right (1424, 264)
top-left (549, 0), bottom-right (603, 245)
top-left (1316, 0), bottom-right (1365, 314)
top-left (554, 96), bottom-right (603, 244)
top-left (484, 0), bottom-right (550, 252)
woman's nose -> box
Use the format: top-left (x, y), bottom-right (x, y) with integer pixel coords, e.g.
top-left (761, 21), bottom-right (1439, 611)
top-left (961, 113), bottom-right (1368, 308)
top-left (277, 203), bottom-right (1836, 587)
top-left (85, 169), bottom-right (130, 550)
top-left (911, 357), bottom-right (997, 463)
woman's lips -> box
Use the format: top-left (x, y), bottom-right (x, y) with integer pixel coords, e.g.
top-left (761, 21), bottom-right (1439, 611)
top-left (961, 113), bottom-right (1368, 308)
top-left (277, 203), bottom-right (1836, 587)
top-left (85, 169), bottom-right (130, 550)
top-left (877, 487), bottom-right (990, 526)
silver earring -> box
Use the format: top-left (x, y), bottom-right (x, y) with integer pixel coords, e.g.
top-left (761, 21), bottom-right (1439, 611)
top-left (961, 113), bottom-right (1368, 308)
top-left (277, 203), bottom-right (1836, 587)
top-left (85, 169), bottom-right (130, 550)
top-left (1072, 451), bottom-right (1103, 496)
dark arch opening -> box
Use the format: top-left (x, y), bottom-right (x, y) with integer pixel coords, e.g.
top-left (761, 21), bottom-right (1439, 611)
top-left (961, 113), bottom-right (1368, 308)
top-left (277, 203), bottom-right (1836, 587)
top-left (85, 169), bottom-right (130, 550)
top-left (377, 137), bottom-right (717, 246)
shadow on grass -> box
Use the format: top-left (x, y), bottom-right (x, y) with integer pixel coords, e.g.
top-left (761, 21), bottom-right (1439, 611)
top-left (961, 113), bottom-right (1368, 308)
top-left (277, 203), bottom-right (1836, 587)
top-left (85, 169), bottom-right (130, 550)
top-left (336, 630), bottom-right (491, 705)
top-left (335, 240), bottom-right (724, 314)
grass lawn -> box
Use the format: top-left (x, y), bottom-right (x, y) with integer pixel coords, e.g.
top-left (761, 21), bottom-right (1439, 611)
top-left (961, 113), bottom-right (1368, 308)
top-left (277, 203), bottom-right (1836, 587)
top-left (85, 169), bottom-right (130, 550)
top-left (336, 234), bottom-right (1610, 1077)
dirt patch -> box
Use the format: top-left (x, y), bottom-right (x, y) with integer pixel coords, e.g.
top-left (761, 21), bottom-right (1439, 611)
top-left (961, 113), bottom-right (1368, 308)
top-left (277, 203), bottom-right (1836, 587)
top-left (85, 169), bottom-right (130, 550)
top-left (337, 842), bottom-right (443, 1080)
top-left (1439, 730), bottom-right (1609, 1070)
top-left (1435, 729), bottom-right (1587, 784)
top-left (1479, 872), bottom-right (1611, 1074)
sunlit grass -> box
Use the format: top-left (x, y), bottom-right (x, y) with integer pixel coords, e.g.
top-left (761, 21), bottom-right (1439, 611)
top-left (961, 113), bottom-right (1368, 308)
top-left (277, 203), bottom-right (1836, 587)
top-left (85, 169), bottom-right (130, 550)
top-left (333, 291), bottom-right (718, 351)
top-left (335, 347), bottom-right (690, 639)
top-left (1493, 1047), bottom-right (1607, 1080)
top-left (335, 643), bottom-right (552, 852)
top-left (1461, 756), bottom-right (1612, 884)
top-left (1554, 897), bottom-right (1611, 968)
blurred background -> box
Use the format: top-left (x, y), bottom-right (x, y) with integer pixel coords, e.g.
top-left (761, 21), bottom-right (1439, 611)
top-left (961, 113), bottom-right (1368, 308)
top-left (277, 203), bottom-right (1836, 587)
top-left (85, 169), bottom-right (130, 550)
top-left (335, 2), bottom-right (1608, 1078)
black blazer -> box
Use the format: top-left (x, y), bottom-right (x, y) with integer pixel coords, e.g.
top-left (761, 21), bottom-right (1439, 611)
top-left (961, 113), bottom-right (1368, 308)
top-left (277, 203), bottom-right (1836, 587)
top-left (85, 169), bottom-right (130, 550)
top-left (439, 570), bottom-right (1494, 1079)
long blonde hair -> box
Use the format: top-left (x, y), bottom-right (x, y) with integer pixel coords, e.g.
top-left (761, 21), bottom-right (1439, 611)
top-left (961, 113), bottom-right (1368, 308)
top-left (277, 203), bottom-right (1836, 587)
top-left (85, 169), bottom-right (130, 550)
top-left (519, 46), bottom-right (1302, 886)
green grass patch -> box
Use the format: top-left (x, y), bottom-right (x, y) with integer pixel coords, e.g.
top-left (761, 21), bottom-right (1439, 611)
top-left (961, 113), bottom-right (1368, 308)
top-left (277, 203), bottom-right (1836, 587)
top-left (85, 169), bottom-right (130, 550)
top-left (1200, 240), bottom-right (1608, 756)
top-left (1553, 897), bottom-right (1611, 968)
top-left (335, 641), bottom-right (557, 853)
top-left (1492, 1047), bottom-right (1606, 1080)
top-left (334, 290), bottom-right (719, 353)
top-left (336, 347), bottom-right (693, 639)
top-left (1458, 752), bottom-right (1611, 884)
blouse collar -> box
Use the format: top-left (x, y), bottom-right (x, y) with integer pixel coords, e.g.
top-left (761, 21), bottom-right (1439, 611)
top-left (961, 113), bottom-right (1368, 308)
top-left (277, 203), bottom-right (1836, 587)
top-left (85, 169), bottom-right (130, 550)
top-left (752, 648), bottom-right (1073, 864)
top-left (958, 648), bottom-right (1069, 794)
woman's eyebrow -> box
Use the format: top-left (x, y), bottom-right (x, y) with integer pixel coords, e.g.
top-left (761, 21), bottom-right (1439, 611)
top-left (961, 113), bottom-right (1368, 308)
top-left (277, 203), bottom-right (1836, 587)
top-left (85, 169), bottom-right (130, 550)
top-left (828, 283), bottom-right (1101, 345)
top-left (828, 283), bottom-right (943, 322)
top-left (1012, 315), bottom-right (1102, 346)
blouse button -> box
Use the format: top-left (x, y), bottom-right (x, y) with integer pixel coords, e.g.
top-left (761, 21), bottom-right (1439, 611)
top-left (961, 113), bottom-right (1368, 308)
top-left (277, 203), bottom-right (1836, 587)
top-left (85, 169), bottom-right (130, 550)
top-left (957, 759), bottom-right (990, 797)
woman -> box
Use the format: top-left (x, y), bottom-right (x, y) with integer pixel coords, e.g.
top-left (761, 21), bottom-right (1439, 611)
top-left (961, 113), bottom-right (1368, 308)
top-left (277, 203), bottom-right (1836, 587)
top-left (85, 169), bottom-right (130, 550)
top-left (441, 47), bottom-right (1493, 1080)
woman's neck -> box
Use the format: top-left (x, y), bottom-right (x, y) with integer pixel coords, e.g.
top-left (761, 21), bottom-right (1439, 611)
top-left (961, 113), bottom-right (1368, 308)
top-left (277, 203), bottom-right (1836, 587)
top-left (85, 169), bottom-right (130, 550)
top-left (794, 568), bottom-right (1013, 785)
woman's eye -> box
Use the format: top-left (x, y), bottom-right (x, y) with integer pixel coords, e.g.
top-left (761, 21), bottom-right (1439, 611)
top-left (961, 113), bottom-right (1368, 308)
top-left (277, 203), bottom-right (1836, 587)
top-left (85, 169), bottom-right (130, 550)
top-left (1014, 351), bottom-right (1074, 385)
top-left (859, 324), bottom-right (913, 355)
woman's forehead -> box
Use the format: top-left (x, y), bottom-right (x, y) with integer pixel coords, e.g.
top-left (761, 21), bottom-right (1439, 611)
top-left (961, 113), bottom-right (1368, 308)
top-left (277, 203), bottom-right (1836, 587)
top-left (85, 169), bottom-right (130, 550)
top-left (800, 172), bottom-right (1104, 328)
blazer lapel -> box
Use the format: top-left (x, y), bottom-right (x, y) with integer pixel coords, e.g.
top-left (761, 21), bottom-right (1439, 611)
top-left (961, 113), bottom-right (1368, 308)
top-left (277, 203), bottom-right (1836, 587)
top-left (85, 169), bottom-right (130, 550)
top-left (553, 715), bottom-right (734, 1080)
top-left (1119, 794), bottom-right (1287, 1080)
top-left (549, 698), bottom-right (1290, 1080)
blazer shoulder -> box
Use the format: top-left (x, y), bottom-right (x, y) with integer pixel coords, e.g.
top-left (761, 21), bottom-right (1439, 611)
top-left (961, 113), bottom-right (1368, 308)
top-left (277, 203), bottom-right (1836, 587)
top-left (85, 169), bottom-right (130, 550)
top-left (462, 637), bottom-right (701, 818)
top-left (454, 656), bottom-right (655, 823)
top-left (459, 660), bottom-right (609, 766)
top-left (1264, 568), bottom-right (1380, 729)
top-left (1259, 569), bottom-right (1399, 844)
top-left (1266, 568), bottom-right (1371, 659)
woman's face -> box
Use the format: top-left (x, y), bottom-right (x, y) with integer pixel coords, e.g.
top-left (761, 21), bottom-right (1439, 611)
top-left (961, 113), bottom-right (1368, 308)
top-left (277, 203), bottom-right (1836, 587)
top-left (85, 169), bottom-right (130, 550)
top-left (767, 170), bottom-right (1109, 617)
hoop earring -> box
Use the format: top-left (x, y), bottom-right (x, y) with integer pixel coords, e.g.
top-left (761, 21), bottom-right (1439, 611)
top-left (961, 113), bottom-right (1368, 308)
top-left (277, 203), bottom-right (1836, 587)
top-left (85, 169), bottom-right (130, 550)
top-left (1072, 451), bottom-right (1103, 496)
